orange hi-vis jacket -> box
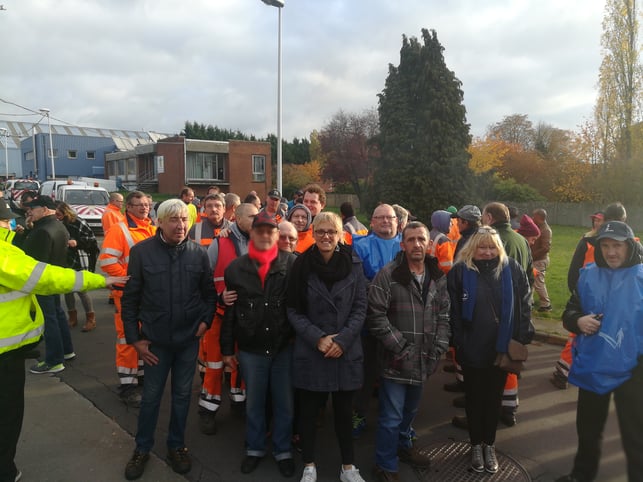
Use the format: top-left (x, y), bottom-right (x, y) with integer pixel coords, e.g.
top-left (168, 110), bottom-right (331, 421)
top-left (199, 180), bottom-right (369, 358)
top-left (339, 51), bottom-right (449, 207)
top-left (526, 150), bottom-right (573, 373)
top-left (101, 203), bottom-right (126, 235)
top-left (98, 214), bottom-right (156, 387)
top-left (99, 214), bottom-right (156, 287)
top-left (429, 232), bottom-right (455, 274)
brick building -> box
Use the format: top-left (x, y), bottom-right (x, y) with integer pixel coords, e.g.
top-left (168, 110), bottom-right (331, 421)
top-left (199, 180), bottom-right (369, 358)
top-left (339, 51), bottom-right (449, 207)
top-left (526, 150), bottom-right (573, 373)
top-left (105, 136), bottom-right (272, 198)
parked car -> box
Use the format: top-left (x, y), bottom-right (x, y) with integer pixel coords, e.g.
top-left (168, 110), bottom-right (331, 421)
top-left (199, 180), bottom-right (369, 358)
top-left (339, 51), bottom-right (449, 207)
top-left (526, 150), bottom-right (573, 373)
top-left (2, 179), bottom-right (40, 201)
top-left (57, 185), bottom-right (109, 234)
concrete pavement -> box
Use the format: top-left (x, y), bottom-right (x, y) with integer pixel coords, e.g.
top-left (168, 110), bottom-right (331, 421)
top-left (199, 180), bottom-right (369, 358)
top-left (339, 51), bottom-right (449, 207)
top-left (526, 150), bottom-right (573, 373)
top-left (15, 296), bottom-right (628, 482)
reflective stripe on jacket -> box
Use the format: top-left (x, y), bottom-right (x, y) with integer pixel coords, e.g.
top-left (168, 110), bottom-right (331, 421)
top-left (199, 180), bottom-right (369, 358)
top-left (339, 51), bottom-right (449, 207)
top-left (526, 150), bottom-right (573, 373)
top-left (0, 233), bottom-right (106, 355)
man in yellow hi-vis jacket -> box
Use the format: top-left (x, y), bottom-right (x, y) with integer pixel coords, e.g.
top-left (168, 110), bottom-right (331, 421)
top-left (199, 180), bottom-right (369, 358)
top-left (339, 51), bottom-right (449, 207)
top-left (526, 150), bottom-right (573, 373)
top-left (0, 201), bottom-right (126, 482)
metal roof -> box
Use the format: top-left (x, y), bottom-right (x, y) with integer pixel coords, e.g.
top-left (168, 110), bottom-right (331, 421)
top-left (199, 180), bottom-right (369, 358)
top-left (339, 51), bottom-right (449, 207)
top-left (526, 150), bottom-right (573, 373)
top-left (0, 119), bottom-right (173, 150)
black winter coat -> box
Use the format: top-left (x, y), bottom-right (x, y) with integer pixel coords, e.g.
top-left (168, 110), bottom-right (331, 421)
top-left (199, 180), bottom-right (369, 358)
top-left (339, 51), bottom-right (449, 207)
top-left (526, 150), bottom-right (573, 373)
top-left (122, 232), bottom-right (216, 347)
top-left (221, 250), bottom-right (295, 357)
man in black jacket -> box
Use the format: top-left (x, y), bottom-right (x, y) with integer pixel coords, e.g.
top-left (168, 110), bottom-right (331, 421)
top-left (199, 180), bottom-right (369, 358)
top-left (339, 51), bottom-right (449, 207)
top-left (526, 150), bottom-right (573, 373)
top-left (221, 211), bottom-right (296, 478)
top-left (121, 199), bottom-right (216, 480)
top-left (22, 195), bottom-right (72, 374)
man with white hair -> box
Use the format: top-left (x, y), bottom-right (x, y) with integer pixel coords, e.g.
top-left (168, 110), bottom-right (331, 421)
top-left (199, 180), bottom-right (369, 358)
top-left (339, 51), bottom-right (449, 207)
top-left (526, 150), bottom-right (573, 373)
top-left (122, 199), bottom-right (216, 480)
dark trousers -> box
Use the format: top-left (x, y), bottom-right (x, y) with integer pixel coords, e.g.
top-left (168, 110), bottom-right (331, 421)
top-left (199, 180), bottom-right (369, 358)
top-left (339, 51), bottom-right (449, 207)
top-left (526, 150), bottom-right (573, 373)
top-left (0, 355), bottom-right (25, 482)
top-left (572, 360), bottom-right (643, 481)
top-left (353, 334), bottom-right (379, 416)
top-left (36, 294), bottom-right (72, 366)
top-left (462, 365), bottom-right (507, 446)
top-left (135, 340), bottom-right (199, 453)
top-left (299, 389), bottom-right (354, 466)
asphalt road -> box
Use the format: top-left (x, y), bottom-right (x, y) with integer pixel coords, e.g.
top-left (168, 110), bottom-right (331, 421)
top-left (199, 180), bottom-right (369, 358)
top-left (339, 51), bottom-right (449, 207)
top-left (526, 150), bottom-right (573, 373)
top-left (45, 289), bottom-right (627, 482)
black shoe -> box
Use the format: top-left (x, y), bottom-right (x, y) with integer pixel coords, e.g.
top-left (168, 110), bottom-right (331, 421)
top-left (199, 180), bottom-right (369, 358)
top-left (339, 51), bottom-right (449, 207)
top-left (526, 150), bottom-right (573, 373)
top-left (373, 465), bottom-right (400, 481)
top-left (398, 446), bottom-right (431, 468)
top-left (241, 456), bottom-right (262, 474)
top-left (443, 380), bottom-right (465, 392)
top-left (452, 395), bottom-right (466, 408)
top-left (120, 386), bottom-right (142, 408)
top-left (277, 458), bottom-right (295, 477)
top-left (451, 415), bottom-right (468, 430)
top-left (199, 411), bottom-right (217, 435)
top-left (538, 305), bottom-right (553, 312)
top-left (125, 450), bottom-right (149, 480)
top-left (166, 447), bottom-right (191, 474)
top-left (555, 475), bottom-right (587, 482)
top-left (500, 411), bottom-right (517, 427)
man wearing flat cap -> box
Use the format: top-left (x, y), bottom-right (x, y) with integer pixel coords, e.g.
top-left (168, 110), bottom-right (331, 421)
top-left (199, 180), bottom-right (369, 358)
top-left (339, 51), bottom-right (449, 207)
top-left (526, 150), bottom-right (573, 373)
top-left (221, 210), bottom-right (297, 477)
top-left (559, 221), bottom-right (643, 482)
top-left (452, 205), bottom-right (482, 257)
top-left (21, 196), bottom-right (74, 374)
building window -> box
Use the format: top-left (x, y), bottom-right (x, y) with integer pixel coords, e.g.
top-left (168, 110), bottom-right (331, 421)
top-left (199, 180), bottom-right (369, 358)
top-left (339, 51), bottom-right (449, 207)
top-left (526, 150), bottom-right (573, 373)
top-left (186, 152), bottom-right (226, 181)
top-left (87, 151), bottom-right (95, 160)
top-left (68, 150), bottom-right (77, 159)
top-left (252, 155), bottom-right (265, 182)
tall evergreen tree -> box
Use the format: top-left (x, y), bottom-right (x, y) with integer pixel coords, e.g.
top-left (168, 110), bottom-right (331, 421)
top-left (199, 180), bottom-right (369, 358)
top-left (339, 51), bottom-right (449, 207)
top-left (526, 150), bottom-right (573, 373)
top-left (375, 29), bottom-right (472, 220)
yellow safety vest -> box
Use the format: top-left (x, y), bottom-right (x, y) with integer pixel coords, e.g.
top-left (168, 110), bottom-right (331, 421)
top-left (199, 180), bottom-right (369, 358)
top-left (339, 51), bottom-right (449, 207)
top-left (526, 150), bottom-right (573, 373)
top-left (0, 231), bottom-right (107, 355)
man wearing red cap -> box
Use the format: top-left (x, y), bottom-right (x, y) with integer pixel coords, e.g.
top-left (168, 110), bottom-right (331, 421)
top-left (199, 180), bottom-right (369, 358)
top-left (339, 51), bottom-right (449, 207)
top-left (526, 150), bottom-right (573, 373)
top-left (221, 211), bottom-right (297, 478)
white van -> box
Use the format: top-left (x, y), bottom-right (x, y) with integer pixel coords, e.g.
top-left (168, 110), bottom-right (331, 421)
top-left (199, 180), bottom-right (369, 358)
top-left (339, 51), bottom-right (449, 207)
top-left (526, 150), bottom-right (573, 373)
top-left (2, 179), bottom-right (40, 201)
top-left (39, 179), bottom-right (87, 200)
top-left (57, 185), bottom-right (109, 233)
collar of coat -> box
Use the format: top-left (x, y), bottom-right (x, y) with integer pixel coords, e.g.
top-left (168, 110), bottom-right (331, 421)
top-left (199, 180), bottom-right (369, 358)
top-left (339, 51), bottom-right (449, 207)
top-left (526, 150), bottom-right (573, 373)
top-left (390, 252), bottom-right (443, 286)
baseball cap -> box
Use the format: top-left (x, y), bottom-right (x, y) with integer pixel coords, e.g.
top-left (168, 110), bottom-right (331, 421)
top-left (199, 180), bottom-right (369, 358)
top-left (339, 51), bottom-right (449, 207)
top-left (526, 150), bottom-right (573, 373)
top-left (596, 221), bottom-right (635, 242)
top-left (452, 205), bottom-right (481, 222)
top-left (252, 210), bottom-right (278, 229)
top-left (446, 205), bottom-right (458, 215)
top-left (267, 189), bottom-right (281, 199)
top-left (0, 201), bottom-right (18, 220)
top-left (590, 211), bottom-right (605, 221)
top-left (23, 195), bottom-right (56, 210)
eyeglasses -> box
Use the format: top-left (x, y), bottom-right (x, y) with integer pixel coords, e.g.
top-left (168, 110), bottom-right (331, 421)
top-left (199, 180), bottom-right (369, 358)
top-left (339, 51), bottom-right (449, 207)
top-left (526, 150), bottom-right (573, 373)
top-left (279, 234), bottom-right (297, 243)
top-left (373, 215), bottom-right (396, 221)
top-left (477, 226), bottom-right (497, 234)
top-left (314, 229), bottom-right (338, 238)
top-left (290, 214), bottom-right (308, 220)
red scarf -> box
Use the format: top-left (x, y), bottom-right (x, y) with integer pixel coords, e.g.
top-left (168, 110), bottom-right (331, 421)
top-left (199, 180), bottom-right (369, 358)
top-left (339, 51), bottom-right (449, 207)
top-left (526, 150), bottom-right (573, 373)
top-left (247, 241), bottom-right (279, 288)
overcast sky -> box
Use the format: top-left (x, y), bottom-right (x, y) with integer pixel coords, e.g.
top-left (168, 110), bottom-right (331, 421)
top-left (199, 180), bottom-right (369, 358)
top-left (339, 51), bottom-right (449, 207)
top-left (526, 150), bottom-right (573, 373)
top-left (0, 0), bottom-right (606, 141)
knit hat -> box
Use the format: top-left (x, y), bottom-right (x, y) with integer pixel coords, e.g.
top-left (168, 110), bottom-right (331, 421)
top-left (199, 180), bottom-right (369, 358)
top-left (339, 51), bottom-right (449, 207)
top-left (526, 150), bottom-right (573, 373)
top-left (286, 204), bottom-right (312, 231)
top-left (517, 214), bottom-right (540, 238)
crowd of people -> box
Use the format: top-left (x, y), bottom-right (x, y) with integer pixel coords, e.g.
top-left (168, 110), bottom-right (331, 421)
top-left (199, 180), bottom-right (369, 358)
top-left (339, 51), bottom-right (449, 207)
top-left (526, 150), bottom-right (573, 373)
top-left (1, 182), bottom-right (641, 482)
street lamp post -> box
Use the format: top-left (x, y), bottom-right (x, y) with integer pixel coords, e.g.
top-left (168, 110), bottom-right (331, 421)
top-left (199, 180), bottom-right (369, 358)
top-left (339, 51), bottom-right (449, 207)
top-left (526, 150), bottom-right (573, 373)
top-left (261, 0), bottom-right (284, 194)
top-left (0, 128), bottom-right (8, 182)
top-left (39, 108), bottom-right (55, 179)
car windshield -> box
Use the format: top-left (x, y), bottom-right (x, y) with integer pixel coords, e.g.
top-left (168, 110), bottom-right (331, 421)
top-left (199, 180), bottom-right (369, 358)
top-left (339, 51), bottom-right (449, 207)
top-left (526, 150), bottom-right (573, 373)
top-left (65, 190), bottom-right (108, 205)
top-left (14, 181), bottom-right (39, 190)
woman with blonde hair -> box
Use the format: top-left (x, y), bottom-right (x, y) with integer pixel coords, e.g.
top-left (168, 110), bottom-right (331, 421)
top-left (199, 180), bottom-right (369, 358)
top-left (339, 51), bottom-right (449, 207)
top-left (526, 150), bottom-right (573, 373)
top-left (447, 226), bottom-right (533, 474)
top-left (55, 201), bottom-right (100, 332)
top-left (288, 211), bottom-right (367, 482)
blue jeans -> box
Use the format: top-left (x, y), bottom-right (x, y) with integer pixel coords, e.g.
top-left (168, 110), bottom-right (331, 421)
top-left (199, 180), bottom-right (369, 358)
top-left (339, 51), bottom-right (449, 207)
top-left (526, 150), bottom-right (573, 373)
top-left (238, 347), bottom-right (293, 460)
top-left (36, 294), bottom-right (73, 366)
top-left (375, 378), bottom-right (423, 472)
top-left (135, 340), bottom-right (199, 453)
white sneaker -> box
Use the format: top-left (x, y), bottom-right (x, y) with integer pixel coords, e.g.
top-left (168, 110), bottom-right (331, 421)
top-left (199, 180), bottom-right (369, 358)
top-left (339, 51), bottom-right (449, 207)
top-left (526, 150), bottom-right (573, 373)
top-left (300, 465), bottom-right (317, 482)
top-left (339, 465), bottom-right (365, 482)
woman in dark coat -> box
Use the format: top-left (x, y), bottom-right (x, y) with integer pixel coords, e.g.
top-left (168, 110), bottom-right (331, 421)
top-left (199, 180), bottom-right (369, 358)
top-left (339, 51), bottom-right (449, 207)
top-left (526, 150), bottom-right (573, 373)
top-left (287, 212), bottom-right (367, 482)
top-left (55, 201), bottom-right (100, 332)
top-left (447, 226), bottom-right (533, 474)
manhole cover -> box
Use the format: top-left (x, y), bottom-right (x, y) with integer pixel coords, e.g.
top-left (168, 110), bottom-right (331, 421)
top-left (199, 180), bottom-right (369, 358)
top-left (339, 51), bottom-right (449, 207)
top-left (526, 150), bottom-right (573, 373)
top-left (410, 441), bottom-right (531, 481)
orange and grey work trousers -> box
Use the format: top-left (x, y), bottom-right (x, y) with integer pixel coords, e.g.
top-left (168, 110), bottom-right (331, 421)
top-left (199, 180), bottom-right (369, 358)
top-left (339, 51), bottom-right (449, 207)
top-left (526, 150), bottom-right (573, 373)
top-left (113, 293), bottom-right (143, 388)
top-left (555, 333), bottom-right (575, 379)
top-left (198, 312), bottom-right (245, 413)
